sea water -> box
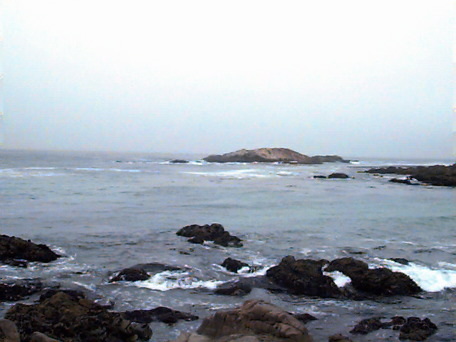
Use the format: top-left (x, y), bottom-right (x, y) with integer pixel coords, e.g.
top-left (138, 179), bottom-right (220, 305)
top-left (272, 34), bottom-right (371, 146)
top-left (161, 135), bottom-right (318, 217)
top-left (0, 150), bottom-right (455, 341)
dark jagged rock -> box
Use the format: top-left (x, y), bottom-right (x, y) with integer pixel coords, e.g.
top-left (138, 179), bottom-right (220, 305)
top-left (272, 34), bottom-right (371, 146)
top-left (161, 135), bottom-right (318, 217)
top-left (0, 279), bottom-right (43, 302)
top-left (176, 223), bottom-right (243, 247)
top-left (350, 317), bottom-right (383, 334)
top-left (221, 258), bottom-right (250, 273)
top-left (0, 235), bottom-right (60, 264)
top-left (203, 147), bottom-right (347, 165)
top-left (329, 334), bottom-right (353, 342)
top-left (328, 173), bottom-right (350, 179)
top-left (0, 319), bottom-right (20, 342)
top-left (326, 257), bottom-right (421, 296)
top-left (390, 258), bottom-right (410, 265)
top-left (109, 267), bottom-right (150, 282)
top-left (170, 159), bottom-right (189, 164)
top-left (390, 178), bottom-right (418, 185)
top-left (171, 299), bottom-right (313, 342)
top-left (365, 164), bottom-right (456, 187)
top-left (5, 291), bottom-right (152, 342)
top-left (214, 281), bottom-right (252, 296)
top-left (122, 307), bottom-right (198, 325)
top-left (293, 313), bottom-right (317, 324)
top-left (399, 317), bottom-right (437, 341)
top-left (266, 256), bottom-right (341, 298)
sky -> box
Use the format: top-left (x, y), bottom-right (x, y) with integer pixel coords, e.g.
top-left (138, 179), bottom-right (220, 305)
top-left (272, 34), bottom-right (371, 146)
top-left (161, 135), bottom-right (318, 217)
top-left (1, 0), bottom-right (454, 158)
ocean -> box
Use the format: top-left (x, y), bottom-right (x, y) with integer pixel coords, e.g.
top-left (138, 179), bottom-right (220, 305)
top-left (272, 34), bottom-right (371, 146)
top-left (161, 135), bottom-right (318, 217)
top-left (1, 149), bottom-right (455, 341)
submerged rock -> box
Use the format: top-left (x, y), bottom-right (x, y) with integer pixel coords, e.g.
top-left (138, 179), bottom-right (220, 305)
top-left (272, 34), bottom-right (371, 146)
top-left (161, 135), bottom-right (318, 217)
top-left (328, 173), bottom-right (350, 179)
top-left (0, 279), bottom-right (44, 302)
top-left (328, 334), bottom-right (353, 342)
top-left (221, 258), bottom-right (250, 273)
top-left (109, 263), bottom-right (183, 283)
top-left (0, 235), bottom-right (60, 265)
top-left (326, 257), bottom-right (421, 296)
top-left (122, 307), bottom-right (198, 324)
top-left (171, 299), bottom-right (313, 342)
top-left (170, 159), bottom-right (189, 164)
top-left (365, 164), bottom-right (456, 187)
top-left (350, 317), bottom-right (383, 334)
top-left (399, 317), bottom-right (438, 341)
top-left (214, 281), bottom-right (252, 296)
top-left (5, 291), bottom-right (152, 342)
top-left (266, 256), bottom-right (341, 298)
top-left (176, 223), bottom-right (243, 247)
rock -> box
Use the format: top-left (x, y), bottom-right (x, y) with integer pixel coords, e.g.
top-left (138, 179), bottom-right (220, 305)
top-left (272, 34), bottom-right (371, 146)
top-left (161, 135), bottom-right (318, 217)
top-left (39, 289), bottom-right (85, 302)
top-left (30, 332), bottom-right (59, 342)
top-left (0, 235), bottom-right (60, 264)
top-left (365, 164), bottom-right (456, 187)
top-left (350, 317), bottom-right (383, 334)
top-left (293, 313), bottom-right (317, 324)
top-left (171, 299), bottom-right (313, 342)
top-left (122, 307), bottom-right (198, 324)
top-left (170, 159), bottom-right (189, 164)
top-left (177, 223), bottom-right (243, 247)
top-left (326, 257), bottom-right (421, 296)
top-left (3, 259), bottom-right (28, 268)
top-left (221, 258), bottom-right (250, 273)
top-left (328, 173), bottom-right (350, 179)
top-left (389, 178), bottom-right (417, 185)
top-left (0, 319), bottom-right (20, 342)
top-left (214, 282), bottom-right (252, 296)
top-left (109, 267), bottom-right (150, 282)
top-left (313, 175), bottom-right (327, 179)
top-left (266, 256), bottom-right (341, 298)
top-left (203, 148), bottom-right (314, 164)
top-left (0, 279), bottom-right (43, 302)
top-left (399, 317), bottom-right (437, 341)
top-left (389, 258), bottom-right (410, 265)
top-left (309, 155), bottom-right (350, 164)
top-left (5, 291), bottom-right (152, 342)
top-left (328, 334), bottom-right (353, 342)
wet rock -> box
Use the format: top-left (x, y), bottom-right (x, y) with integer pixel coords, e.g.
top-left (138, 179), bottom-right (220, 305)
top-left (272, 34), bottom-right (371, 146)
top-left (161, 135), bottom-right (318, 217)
top-left (266, 256), bottom-right (341, 298)
top-left (313, 175), bottom-right (327, 179)
top-left (399, 317), bottom-right (437, 341)
top-left (122, 307), bottom-right (198, 325)
top-left (170, 159), bottom-right (189, 164)
top-left (39, 289), bottom-right (86, 302)
top-left (0, 279), bottom-right (43, 302)
top-left (221, 258), bottom-right (250, 273)
top-left (328, 173), bottom-right (350, 179)
top-left (293, 313), bottom-right (317, 324)
top-left (177, 223), bottom-right (243, 247)
top-left (365, 164), bottom-right (456, 187)
top-left (328, 334), bottom-right (353, 342)
top-left (172, 299), bottom-right (313, 342)
top-left (389, 258), bottom-right (410, 265)
top-left (326, 257), bottom-right (421, 296)
top-left (0, 319), bottom-right (20, 342)
top-left (309, 155), bottom-right (350, 164)
top-left (5, 291), bottom-right (152, 342)
top-left (0, 235), bottom-right (60, 264)
top-left (350, 317), bottom-right (383, 334)
top-left (3, 259), bottom-right (28, 268)
top-left (390, 178), bottom-right (418, 185)
top-left (109, 267), bottom-right (150, 282)
top-left (30, 332), bottom-right (59, 342)
top-left (214, 282), bottom-right (252, 296)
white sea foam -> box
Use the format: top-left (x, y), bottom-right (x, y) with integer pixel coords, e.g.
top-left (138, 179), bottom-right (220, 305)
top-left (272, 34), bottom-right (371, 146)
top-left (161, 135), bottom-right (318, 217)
top-left (375, 259), bottom-right (456, 292)
top-left (133, 270), bottom-right (224, 291)
top-left (324, 270), bottom-right (352, 287)
top-left (184, 169), bottom-right (297, 179)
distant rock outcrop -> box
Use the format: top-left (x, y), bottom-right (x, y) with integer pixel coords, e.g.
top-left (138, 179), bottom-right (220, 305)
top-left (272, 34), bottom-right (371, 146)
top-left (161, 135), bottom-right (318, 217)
top-left (203, 148), bottom-right (347, 164)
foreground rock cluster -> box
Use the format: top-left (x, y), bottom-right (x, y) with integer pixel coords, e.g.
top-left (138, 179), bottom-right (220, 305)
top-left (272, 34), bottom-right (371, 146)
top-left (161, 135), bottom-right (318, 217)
top-left (366, 164), bottom-right (456, 187)
top-left (0, 232), bottom-right (439, 341)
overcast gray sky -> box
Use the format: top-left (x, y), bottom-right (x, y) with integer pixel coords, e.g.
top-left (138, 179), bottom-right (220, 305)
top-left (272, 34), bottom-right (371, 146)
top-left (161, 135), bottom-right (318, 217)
top-left (1, 0), bottom-right (454, 158)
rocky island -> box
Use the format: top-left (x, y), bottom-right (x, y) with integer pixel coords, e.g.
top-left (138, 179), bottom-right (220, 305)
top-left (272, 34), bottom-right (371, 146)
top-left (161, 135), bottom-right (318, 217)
top-left (203, 148), bottom-right (348, 164)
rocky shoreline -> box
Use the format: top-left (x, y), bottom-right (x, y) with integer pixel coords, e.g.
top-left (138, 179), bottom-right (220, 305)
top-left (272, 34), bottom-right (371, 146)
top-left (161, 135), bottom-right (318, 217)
top-left (0, 228), bottom-right (442, 342)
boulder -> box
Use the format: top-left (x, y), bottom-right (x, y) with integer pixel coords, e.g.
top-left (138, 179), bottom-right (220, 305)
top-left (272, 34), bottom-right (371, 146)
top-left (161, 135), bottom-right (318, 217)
top-left (293, 313), bottom-right (317, 324)
top-left (109, 267), bottom-right (150, 282)
top-left (177, 224), bottom-right (243, 247)
top-left (0, 319), bottom-right (20, 342)
top-left (214, 282), bottom-right (252, 296)
top-left (266, 256), bottom-right (341, 298)
top-left (221, 258), bottom-right (250, 273)
top-left (203, 148), bottom-right (314, 164)
top-left (122, 307), bottom-right (198, 324)
top-left (399, 317), bottom-right (437, 341)
top-left (328, 173), bottom-right (350, 179)
top-left (326, 257), bottom-right (421, 296)
top-left (5, 291), bottom-right (152, 342)
top-left (350, 317), bottom-right (383, 334)
top-left (0, 235), bottom-right (60, 264)
top-left (0, 279), bottom-right (43, 302)
top-left (171, 300), bottom-right (313, 342)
